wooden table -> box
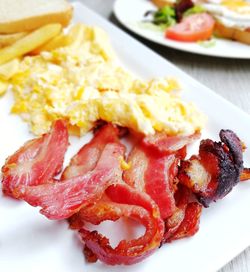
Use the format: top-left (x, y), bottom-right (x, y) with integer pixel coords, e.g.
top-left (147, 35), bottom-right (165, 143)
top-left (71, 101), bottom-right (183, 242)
top-left (74, 1), bottom-right (250, 271)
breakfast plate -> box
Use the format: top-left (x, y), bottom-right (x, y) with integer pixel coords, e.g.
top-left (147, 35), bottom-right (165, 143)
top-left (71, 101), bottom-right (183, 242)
top-left (1, 2), bottom-right (250, 272)
top-left (113, 0), bottom-right (250, 59)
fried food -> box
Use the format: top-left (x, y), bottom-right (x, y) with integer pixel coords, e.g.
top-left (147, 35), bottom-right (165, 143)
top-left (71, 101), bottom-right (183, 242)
top-left (2, 122), bottom-right (249, 265)
top-left (0, 32), bottom-right (27, 48)
top-left (0, 23), bottom-right (62, 65)
top-left (178, 129), bottom-right (244, 207)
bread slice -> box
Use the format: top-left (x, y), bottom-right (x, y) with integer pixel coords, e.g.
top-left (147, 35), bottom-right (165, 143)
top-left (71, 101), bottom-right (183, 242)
top-left (0, 32), bottom-right (27, 47)
top-left (0, 0), bottom-right (73, 34)
top-left (214, 21), bottom-right (250, 45)
top-left (152, 0), bottom-right (176, 8)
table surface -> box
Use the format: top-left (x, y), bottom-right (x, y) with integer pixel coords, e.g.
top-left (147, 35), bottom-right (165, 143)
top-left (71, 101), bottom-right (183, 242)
top-left (74, 1), bottom-right (250, 271)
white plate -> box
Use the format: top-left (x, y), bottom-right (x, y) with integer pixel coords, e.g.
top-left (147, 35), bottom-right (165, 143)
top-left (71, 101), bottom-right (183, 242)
top-left (1, 2), bottom-right (250, 272)
top-left (113, 0), bottom-right (250, 59)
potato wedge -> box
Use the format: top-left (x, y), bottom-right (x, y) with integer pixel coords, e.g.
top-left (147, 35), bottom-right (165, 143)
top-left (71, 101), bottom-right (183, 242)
top-left (0, 32), bottom-right (28, 48)
top-left (0, 24), bottom-right (62, 65)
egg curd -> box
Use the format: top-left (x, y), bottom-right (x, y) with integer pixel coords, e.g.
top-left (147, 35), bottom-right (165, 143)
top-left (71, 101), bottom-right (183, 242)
top-left (3, 24), bottom-right (204, 136)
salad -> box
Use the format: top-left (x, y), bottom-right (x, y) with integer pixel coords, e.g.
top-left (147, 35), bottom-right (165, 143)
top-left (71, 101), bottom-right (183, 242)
top-left (144, 0), bottom-right (215, 43)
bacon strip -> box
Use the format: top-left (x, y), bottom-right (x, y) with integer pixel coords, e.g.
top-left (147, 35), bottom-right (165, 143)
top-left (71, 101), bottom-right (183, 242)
top-left (3, 122), bottom-right (247, 265)
top-left (64, 125), bottom-right (164, 265)
top-left (124, 139), bottom-right (180, 220)
top-left (164, 184), bottom-right (202, 242)
top-left (142, 132), bottom-right (200, 157)
top-left (71, 183), bottom-right (164, 265)
top-left (178, 129), bottom-right (244, 207)
top-left (13, 124), bottom-right (124, 219)
top-left (1, 120), bottom-right (69, 198)
top-left (17, 142), bottom-right (125, 219)
top-left (167, 202), bottom-right (202, 242)
top-left (62, 124), bottom-right (120, 180)
top-left (144, 153), bottom-right (178, 219)
top-left (124, 132), bottom-right (200, 220)
top-left (164, 184), bottom-right (190, 241)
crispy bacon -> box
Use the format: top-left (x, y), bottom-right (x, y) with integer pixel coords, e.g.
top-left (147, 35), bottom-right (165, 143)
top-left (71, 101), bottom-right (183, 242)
top-left (241, 168), bottom-right (250, 181)
top-left (164, 184), bottom-right (202, 242)
top-left (164, 185), bottom-right (190, 241)
top-left (62, 124), bottom-right (120, 180)
top-left (124, 136), bottom-right (184, 220)
top-left (65, 125), bottom-right (164, 265)
top-left (143, 132), bottom-right (200, 158)
top-left (14, 124), bottom-right (124, 219)
top-left (144, 153), bottom-right (178, 219)
top-left (72, 183), bottom-right (164, 265)
top-left (123, 132), bottom-right (200, 220)
top-left (178, 129), bottom-right (244, 207)
top-left (167, 202), bottom-right (202, 242)
top-left (3, 122), bottom-right (248, 266)
top-left (17, 142), bottom-right (125, 220)
top-left (1, 120), bottom-right (69, 198)
top-left (64, 125), bottom-right (165, 264)
top-left (83, 245), bottom-right (98, 263)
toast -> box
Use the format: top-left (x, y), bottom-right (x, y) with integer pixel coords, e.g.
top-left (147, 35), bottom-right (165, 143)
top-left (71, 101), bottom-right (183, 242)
top-left (214, 21), bottom-right (250, 45)
top-left (0, 0), bottom-right (73, 34)
top-left (152, 0), bottom-right (176, 8)
top-left (201, 0), bottom-right (250, 45)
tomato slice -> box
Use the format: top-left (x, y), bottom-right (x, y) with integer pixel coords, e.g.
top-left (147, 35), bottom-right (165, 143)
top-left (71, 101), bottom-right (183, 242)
top-left (166, 13), bottom-right (215, 42)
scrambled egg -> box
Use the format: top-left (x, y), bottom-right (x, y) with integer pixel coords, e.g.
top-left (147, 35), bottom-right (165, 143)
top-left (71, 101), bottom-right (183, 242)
top-left (6, 24), bottom-right (204, 136)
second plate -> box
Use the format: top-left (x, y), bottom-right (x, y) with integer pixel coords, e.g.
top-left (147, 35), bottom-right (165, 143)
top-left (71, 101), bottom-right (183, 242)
top-left (113, 0), bottom-right (250, 59)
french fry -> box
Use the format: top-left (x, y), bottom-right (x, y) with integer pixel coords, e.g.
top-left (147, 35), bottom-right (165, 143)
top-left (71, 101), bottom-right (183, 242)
top-left (0, 24), bottom-right (62, 65)
top-left (0, 59), bottom-right (20, 80)
top-left (0, 32), bottom-right (28, 48)
top-left (31, 32), bottom-right (69, 55)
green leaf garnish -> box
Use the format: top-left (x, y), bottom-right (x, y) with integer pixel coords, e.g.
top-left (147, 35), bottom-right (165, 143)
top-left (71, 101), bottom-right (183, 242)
top-left (183, 5), bottom-right (205, 17)
top-left (197, 39), bottom-right (216, 48)
top-left (144, 6), bottom-right (177, 29)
